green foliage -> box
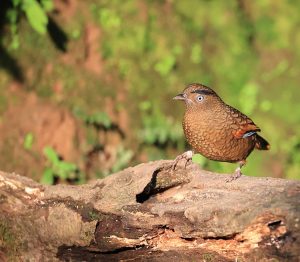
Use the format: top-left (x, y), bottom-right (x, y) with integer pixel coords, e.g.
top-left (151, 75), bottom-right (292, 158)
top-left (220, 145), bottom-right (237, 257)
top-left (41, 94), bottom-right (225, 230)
top-left (86, 112), bottom-right (112, 128)
top-left (190, 44), bottom-right (202, 64)
top-left (40, 147), bottom-right (82, 185)
top-left (154, 54), bottom-right (176, 76)
top-left (23, 132), bottom-right (34, 150)
top-left (139, 101), bottom-right (182, 146)
top-left (73, 107), bottom-right (133, 178)
top-left (111, 146), bottom-right (133, 173)
top-left (1, 1), bottom-right (300, 180)
top-left (192, 154), bottom-right (206, 167)
top-left (22, 0), bottom-right (49, 34)
top-left (285, 137), bottom-right (300, 180)
top-left (88, 211), bottom-right (100, 220)
top-left (100, 146), bottom-right (134, 177)
top-left (98, 8), bottom-right (121, 29)
top-left (74, 108), bottom-right (112, 129)
top-left (238, 82), bottom-right (259, 115)
top-left (41, 168), bottom-right (54, 185)
top-left (5, 0), bottom-right (53, 49)
top-left (202, 253), bottom-right (215, 262)
top-left (40, 0), bottom-right (54, 12)
top-left (0, 221), bottom-right (21, 258)
top-left (6, 8), bottom-right (20, 49)
top-left (70, 28), bottom-right (81, 39)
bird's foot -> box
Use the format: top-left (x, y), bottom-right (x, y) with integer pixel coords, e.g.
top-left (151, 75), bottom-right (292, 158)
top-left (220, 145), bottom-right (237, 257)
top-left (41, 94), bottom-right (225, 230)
top-left (226, 167), bottom-right (243, 183)
top-left (171, 150), bottom-right (193, 171)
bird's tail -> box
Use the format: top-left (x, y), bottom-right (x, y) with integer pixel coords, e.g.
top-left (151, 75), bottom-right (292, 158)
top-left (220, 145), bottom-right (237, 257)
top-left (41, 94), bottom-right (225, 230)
top-left (255, 134), bottom-right (270, 150)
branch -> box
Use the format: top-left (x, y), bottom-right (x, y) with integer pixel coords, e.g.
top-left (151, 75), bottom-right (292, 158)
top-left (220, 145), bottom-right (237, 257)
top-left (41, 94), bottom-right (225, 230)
top-left (0, 161), bottom-right (299, 261)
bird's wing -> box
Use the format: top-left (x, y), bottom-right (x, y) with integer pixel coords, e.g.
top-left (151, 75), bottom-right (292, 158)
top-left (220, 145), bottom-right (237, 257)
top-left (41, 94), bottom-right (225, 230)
top-left (233, 122), bottom-right (261, 139)
top-left (228, 106), bottom-right (261, 139)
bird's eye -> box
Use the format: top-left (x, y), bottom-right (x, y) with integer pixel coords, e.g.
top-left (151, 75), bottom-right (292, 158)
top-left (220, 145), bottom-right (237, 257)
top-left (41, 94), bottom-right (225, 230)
top-left (196, 95), bottom-right (204, 102)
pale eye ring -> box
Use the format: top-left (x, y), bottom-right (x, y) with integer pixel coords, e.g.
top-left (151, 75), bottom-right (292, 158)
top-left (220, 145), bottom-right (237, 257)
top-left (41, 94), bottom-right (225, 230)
top-left (196, 95), bottom-right (204, 102)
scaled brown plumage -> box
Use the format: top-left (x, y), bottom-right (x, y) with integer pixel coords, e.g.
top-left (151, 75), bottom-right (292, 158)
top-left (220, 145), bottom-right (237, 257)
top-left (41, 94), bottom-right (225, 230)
top-left (173, 83), bottom-right (270, 181)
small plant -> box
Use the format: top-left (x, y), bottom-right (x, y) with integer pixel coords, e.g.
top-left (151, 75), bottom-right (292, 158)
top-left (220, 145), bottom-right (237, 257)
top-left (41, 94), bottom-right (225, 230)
top-left (98, 8), bottom-right (121, 30)
top-left (88, 211), bottom-right (100, 221)
top-left (100, 146), bottom-right (133, 177)
top-left (111, 146), bottom-right (133, 173)
top-left (85, 112), bottom-right (112, 129)
top-left (154, 54), bottom-right (176, 76)
top-left (73, 108), bottom-right (112, 129)
top-left (139, 104), bottom-right (183, 147)
top-left (6, 0), bottom-right (54, 49)
top-left (40, 147), bottom-right (84, 185)
top-left (23, 132), bottom-right (34, 150)
top-left (202, 253), bottom-right (214, 261)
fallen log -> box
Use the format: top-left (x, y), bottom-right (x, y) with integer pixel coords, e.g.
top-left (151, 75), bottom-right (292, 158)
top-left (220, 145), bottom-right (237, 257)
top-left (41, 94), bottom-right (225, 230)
top-left (0, 160), bottom-right (299, 261)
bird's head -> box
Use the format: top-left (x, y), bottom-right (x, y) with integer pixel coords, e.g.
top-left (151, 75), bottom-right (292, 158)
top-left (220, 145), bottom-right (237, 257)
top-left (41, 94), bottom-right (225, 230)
top-left (173, 83), bottom-right (221, 111)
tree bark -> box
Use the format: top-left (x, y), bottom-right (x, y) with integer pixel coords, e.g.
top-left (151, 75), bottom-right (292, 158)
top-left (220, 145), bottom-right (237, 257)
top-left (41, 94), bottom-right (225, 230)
top-left (0, 160), bottom-right (299, 261)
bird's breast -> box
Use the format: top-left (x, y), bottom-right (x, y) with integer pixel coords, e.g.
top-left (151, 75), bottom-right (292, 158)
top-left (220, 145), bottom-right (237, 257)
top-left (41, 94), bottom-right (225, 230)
top-left (183, 110), bottom-right (255, 162)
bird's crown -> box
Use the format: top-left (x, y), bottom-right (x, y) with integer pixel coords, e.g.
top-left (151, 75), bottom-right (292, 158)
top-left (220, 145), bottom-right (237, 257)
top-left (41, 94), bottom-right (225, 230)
top-left (183, 83), bottom-right (217, 96)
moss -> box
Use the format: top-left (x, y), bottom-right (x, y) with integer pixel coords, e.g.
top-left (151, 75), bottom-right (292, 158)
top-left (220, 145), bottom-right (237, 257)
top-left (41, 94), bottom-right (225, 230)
top-left (201, 253), bottom-right (215, 261)
top-left (45, 198), bottom-right (105, 222)
top-left (88, 211), bottom-right (101, 221)
top-left (0, 220), bottom-right (22, 258)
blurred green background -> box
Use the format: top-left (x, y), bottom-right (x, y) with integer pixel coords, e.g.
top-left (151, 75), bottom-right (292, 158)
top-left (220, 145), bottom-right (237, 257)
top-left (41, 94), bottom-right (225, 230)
top-left (0, 0), bottom-right (299, 184)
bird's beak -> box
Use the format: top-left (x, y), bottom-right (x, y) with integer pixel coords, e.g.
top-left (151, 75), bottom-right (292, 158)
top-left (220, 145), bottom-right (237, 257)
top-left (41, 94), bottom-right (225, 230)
top-left (173, 93), bottom-right (185, 101)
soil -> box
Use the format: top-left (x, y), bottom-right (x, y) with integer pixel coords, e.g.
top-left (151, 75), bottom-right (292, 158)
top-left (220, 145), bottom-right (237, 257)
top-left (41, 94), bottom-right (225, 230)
top-left (0, 92), bottom-right (83, 179)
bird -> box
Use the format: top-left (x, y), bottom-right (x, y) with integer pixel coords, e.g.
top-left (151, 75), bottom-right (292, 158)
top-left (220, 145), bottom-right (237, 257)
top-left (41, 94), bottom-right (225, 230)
top-left (172, 83), bottom-right (270, 182)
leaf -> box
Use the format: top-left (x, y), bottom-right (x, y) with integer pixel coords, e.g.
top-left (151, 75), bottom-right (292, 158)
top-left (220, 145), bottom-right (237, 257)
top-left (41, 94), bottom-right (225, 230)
top-left (12, 0), bottom-right (21, 7)
top-left (22, 0), bottom-right (48, 34)
top-left (142, 128), bottom-right (155, 144)
top-left (154, 55), bottom-right (176, 76)
top-left (56, 169), bottom-right (68, 180)
top-left (56, 161), bottom-right (77, 180)
top-left (58, 161), bottom-right (77, 172)
top-left (40, 0), bottom-right (54, 12)
top-left (88, 112), bottom-right (111, 128)
top-left (98, 8), bottom-right (121, 29)
top-left (23, 132), bottom-right (34, 150)
top-left (158, 128), bottom-right (167, 144)
top-left (40, 168), bottom-right (54, 185)
top-left (111, 147), bottom-right (133, 173)
top-left (6, 9), bottom-right (18, 23)
top-left (10, 34), bottom-right (20, 50)
top-left (139, 101), bottom-right (151, 111)
top-left (43, 147), bottom-right (59, 165)
top-left (72, 107), bottom-right (86, 118)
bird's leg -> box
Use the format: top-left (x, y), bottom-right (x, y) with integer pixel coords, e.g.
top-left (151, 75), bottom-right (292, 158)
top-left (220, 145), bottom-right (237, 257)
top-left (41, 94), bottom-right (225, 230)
top-left (226, 160), bottom-right (246, 183)
top-left (171, 150), bottom-right (193, 171)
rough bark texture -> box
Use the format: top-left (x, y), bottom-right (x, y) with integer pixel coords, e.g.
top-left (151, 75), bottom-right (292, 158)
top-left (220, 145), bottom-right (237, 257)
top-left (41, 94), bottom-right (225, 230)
top-left (0, 160), bottom-right (300, 261)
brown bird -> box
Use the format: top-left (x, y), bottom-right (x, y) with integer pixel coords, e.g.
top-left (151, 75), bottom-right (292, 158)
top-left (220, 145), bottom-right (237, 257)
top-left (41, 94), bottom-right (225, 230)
top-left (172, 83), bottom-right (270, 182)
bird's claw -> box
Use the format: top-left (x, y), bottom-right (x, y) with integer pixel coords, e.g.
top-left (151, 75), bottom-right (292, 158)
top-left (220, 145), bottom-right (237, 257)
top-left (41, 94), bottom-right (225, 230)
top-left (171, 150), bottom-right (193, 171)
top-left (226, 167), bottom-right (243, 183)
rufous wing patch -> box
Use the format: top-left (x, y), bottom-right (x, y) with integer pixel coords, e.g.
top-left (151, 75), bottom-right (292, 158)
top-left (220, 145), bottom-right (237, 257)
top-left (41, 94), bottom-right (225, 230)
top-left (233, 123), bottom-right (261, 139)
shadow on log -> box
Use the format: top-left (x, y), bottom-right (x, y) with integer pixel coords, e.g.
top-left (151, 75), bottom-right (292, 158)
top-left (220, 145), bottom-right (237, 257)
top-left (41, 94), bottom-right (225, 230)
top-left (0, 160), bottom-right (300, 261)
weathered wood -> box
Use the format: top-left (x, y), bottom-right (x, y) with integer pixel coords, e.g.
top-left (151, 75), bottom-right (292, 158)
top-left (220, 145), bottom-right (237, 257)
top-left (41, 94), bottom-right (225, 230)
top-left (0, 161), bottom-right (299, 261)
